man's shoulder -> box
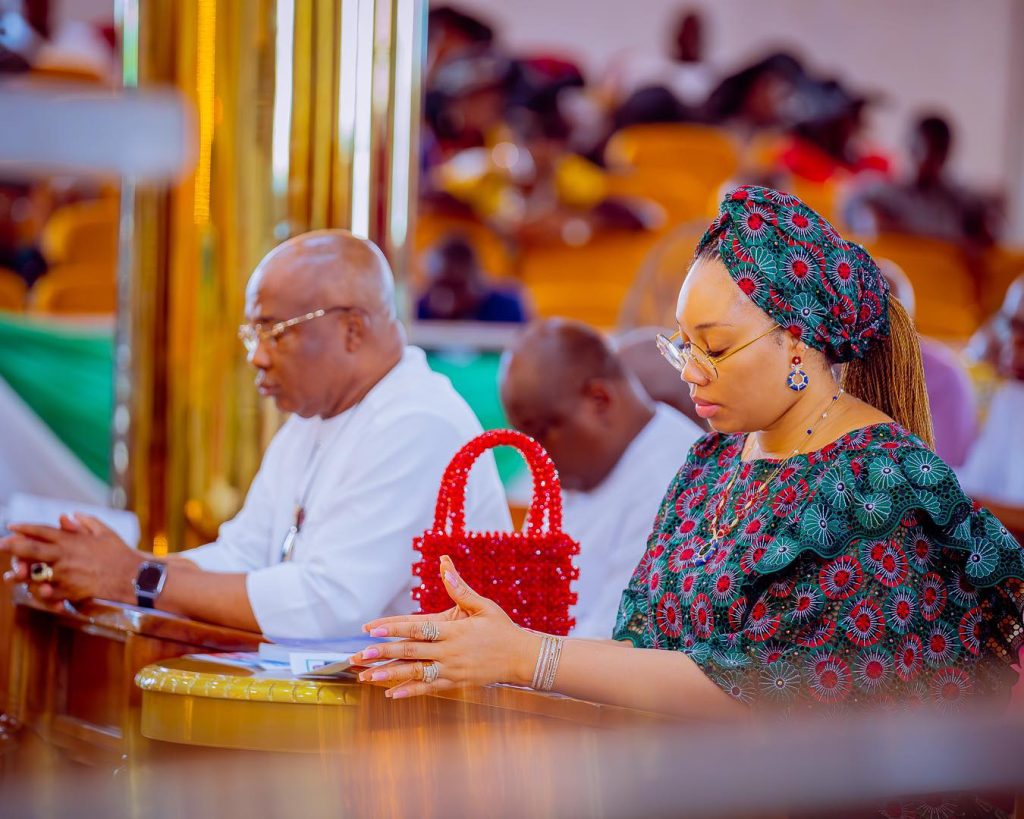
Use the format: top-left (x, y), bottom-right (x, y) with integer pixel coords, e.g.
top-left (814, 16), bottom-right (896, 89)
top-left (364, 348), bottom-right (479, 429)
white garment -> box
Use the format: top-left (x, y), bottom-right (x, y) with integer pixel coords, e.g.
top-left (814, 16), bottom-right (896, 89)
top-left (186, 347), bottom-right (511, 639)
top-left (564, 403), bottom-right (702, 638)
top-left (0, 375), bottom-right (108, 508)
top-left (606, 50), bottom-right (715, 107)
top-left (956, 380), bottom-right (1024, 506)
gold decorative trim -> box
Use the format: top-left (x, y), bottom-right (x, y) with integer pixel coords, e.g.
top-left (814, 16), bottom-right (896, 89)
top-left (134, 665), bottom-right (359, 705)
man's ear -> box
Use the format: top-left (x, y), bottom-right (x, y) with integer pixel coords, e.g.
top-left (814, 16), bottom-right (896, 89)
top-left (344, 312), bottom-right (368, 353)
top-left (582, 378), bottom-right (613, 417)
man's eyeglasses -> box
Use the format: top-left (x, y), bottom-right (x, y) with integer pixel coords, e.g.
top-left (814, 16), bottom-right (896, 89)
top-left (655, 323), bottom-right (780, 382)
top-left (238, 306), bottom-right (359, 355)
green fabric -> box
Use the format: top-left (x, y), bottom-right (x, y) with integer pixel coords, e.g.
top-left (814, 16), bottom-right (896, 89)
top-left (426, 350), bottom-right (524, 486)
top-left (614, 423), bottom-right (1024, 711)
top-left (0, 315), bottom-right (114, 482)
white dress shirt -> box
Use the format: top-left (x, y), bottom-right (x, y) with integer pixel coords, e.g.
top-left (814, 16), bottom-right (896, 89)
top-left (186, 347), bottom-right (511, 639)
top-left (564, 403), bottom-right (702, 638)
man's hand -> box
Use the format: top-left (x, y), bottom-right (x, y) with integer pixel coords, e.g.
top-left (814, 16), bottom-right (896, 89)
top-left (0, 514), bottom-right (145, 604)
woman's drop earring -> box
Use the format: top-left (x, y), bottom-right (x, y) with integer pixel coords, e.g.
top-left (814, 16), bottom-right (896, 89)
top-left (787, 356), bottom-right (809, 391)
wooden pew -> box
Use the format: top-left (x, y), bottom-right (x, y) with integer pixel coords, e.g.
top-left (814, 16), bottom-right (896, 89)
top-left (3, 586), bottom-right (262, 764)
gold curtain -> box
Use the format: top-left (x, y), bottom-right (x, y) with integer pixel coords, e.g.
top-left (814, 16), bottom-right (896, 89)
top-left (113, 0), bottom-right (425, 552)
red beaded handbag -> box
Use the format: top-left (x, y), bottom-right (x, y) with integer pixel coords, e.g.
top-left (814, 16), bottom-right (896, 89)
top-left (412, 429), bottom-right (580, 635)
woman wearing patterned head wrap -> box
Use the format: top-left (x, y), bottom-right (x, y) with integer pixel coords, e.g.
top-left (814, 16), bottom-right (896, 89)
top-left (353, 187), bottom-right (1024, 727)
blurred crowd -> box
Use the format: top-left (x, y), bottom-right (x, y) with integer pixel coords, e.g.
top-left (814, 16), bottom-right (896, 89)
top-left (0, 1), bottom-right (119, 312)
top-left (414, 4), bottom-right (1008, 326)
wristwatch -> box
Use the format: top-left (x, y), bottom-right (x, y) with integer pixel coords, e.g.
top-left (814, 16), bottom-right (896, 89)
top-left (134, 561), bottom-right (168, 609)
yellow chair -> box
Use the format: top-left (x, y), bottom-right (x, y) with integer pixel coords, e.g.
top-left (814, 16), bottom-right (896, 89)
top-left (604, 168), bottom-right (715, 226)
top-left (525, 278), bottom-right (630, 329)
top-left (31, 276), bottom-right (117, 315)
top-left (40, 198), bottom-right (119, 267)
top-left (605, 124), bottom-right (740, 191)
top-left (982, 245), bottom-right (1024, 319)
top-left (618, 221), bottom-right (706, 330)
top-left (0, 267), bottom-right (27, 312)
top-left (863, 233), bottom-right (980, 341)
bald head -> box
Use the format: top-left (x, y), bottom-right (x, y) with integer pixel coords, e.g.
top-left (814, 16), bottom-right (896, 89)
top-left (248, 229), bottom-right (396, 320)
top-left (500, 319), bottom-right (653, 492)
top-left (243, 230), bottom-right (404, 419)
top-left (502, 319), bottom-right (625, 416)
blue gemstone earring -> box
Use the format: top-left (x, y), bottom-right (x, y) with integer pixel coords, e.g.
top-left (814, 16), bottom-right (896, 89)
top-left (787, 356), bottom-right (809, 391)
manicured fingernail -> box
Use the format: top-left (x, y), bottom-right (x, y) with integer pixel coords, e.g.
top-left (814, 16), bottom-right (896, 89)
top-left (370, 671), bottom-right (388, 682)
top-left (369, 627), bottom-right (388, 637)
top-left (444, 571), bottom-right (458, 586)
top-left (390, 689), bottom-right (409, 699)
top-left (362, 648), bottom-right (380, 660)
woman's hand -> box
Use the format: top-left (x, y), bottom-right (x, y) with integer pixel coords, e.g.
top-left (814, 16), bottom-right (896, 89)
top-left (351, 555), bottom-right (541, 699)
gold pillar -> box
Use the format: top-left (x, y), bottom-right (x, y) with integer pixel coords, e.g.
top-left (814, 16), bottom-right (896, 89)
top-left (113, 0), bottom-right (425, 552)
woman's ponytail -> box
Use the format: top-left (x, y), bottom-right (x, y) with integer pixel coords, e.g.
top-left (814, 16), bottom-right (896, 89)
top-left (842, 297), bottom-right (936, 449)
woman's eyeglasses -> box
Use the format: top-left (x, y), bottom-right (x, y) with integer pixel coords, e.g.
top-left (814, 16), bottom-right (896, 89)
top-left (655, 324), bottom-right (780, 382)
top-left (238, 306), bottom-right (358, 355)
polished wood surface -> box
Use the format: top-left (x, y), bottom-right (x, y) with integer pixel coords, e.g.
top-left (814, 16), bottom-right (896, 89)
top-left (136, 655), bottom-right (665, 753)
top-left (3, 586), bottom-right (263, 764)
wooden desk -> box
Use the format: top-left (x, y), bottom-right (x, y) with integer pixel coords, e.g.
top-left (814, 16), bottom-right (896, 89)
top-left (3, 587), bottom-right (262, 764)
top-left (135, 655), bottom-right (664, 754)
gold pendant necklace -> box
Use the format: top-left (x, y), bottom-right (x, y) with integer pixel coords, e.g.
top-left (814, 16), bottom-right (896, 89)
top-left (701, 388), bottom-right (845, 560)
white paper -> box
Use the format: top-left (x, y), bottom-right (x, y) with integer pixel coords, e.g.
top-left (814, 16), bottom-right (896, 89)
top-left (2, 491), bottom-right (140, 548)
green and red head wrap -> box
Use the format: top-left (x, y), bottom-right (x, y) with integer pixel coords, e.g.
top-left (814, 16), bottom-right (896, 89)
top-left (695, 185), bottom-right (890, 363)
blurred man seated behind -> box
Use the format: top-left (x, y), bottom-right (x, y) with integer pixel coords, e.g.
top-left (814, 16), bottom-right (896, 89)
top-left (959, 274), bottom-right (1024, 507)
top-left (2, 230), bottom-right (511, 639)
top-left (500, 319), bottom-right (702, 639)
top-left (416, 234), bottom-right (527, 323)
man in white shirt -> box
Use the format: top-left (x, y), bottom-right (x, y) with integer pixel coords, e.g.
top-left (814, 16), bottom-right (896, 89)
top-left (2, 230), bottom-right (510, 638)
top-left (499, 320), bottom-right (701, 639)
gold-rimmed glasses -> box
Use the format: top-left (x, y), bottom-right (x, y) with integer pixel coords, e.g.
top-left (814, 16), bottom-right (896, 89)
top-left (655, 323), bottom-right (781, 381)
top-left (238, 306), bottom-right (358, 355)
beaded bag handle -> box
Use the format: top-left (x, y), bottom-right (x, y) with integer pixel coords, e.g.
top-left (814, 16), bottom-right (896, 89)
top-left (431, 429), bottom-right (563, 537)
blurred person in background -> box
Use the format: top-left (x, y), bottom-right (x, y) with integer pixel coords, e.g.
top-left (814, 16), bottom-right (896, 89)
top-left (879, 260), bottom-right (977, 468)
top-left (844, 113), bottom-right (1002, 248)
top-left (604, 8), bottom-right (715, 111)
top-left (499, 319), bottom-right (701, 638)
top-left (425, 4), bottom-right (495, 86)
top-left (0, 179), bottom-right (49, 287)
top-left (416, 233), bottom-right (527, 323)
top-left (701, 51), bottom-right (808, 134)
top-left (775, 80), bottom-right (891, 184)
top-left (959, 274), bottom-right (1024, 509)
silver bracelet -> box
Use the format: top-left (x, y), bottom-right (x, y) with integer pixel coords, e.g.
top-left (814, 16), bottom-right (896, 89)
top-left (531, 634), bottom-right (564, 692)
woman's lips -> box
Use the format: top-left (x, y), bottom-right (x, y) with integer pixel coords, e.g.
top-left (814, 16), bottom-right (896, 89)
top-left (692, 397), bottom-right (721, 419)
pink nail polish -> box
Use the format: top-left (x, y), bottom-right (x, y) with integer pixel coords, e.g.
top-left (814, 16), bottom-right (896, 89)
top-left (369, 627), bottom-right (388, 637)
top-left (391, 689), bottom-right (409, 699)
top-left (444, 571), bottom-right (458, 586)
top-left (370, 671), bottom-right (387, 682)
top-left (362, 647), bottom-right (380, 660)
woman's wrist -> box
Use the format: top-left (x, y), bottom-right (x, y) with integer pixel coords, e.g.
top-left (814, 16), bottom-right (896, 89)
top-left (510, 628), bottom-right (544, 687)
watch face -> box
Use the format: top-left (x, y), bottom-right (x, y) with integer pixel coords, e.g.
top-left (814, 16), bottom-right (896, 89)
top-left (136, 563), bottom-right (165, 592)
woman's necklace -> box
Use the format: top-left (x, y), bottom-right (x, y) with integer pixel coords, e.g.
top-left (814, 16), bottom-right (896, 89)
top-left (700, 388), bottom-right (845, 560)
